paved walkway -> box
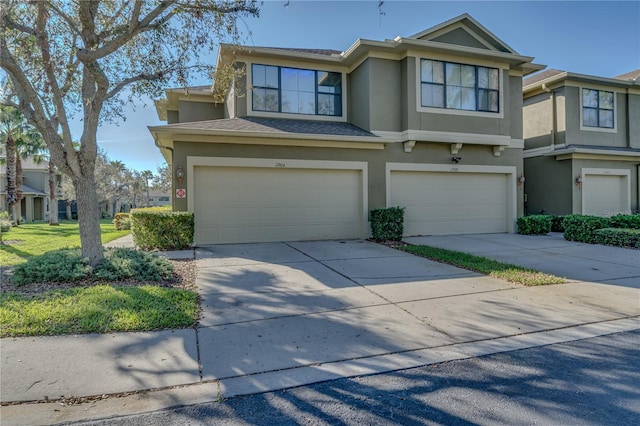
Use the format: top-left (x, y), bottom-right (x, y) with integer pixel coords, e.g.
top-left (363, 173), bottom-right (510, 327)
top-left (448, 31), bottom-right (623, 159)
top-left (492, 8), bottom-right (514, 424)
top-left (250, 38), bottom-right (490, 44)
top-left (1, 234), bottom-right (638, 425)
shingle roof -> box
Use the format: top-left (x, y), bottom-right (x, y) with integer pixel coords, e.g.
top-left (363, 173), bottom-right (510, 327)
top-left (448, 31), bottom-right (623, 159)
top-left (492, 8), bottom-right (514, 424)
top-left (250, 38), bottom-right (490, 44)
top-left (162, 117), bottom-right (376, 138)
top-left (613, 69), bottom-right (640, 82)
top-left (523, 69), bottom-right (564, 86)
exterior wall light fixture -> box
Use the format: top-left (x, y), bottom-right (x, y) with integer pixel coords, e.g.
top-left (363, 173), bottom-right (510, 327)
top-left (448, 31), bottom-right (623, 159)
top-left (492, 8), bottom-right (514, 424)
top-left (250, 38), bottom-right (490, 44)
top-left (176, 166), bottom-right (184, 188)
top-left (518, 174), bottom-right (525, 185)
top-left (575, 174), bottom-right (582, 189)
top-left (452, 156), bottom-right (462, 163)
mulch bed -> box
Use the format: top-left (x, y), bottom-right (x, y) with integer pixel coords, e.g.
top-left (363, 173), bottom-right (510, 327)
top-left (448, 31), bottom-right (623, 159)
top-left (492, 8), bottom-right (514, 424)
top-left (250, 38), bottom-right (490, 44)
top-left (0, 259), bottom-right (197, 297)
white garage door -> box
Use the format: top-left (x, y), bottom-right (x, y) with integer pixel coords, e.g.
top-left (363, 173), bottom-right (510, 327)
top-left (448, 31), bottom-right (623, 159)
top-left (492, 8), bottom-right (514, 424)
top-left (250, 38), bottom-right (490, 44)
top-left (389, 170), bottom-right (510, 235)
top-left (583, 174), bottom-right (628, 217)
top-left (194, 165), bottom-right (364, 244)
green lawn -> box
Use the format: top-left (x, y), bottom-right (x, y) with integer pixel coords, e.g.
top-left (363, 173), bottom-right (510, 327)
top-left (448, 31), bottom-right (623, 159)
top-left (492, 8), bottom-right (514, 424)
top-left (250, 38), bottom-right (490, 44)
top-left (0, 219), bottom-right (129, 267)
top-left (401, 245), bottom-right (566, 286)
top-left (0, 285), bottom-right (199, 337)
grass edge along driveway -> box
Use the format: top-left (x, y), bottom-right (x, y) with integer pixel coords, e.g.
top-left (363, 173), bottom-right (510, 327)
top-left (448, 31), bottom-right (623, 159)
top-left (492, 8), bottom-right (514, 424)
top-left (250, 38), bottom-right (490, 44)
top-left (401, 245), bottom-right (566, 286)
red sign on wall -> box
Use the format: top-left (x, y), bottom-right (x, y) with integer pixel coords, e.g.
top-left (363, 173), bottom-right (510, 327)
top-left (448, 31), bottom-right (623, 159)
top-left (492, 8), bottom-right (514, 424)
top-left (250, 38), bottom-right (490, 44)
top-left (176, 188), bottom-right (186, 199)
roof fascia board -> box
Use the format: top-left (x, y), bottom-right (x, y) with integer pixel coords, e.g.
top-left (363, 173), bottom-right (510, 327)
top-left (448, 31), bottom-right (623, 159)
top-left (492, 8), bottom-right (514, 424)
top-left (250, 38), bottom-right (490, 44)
top-left (524, 72), bottom-right (636, 94)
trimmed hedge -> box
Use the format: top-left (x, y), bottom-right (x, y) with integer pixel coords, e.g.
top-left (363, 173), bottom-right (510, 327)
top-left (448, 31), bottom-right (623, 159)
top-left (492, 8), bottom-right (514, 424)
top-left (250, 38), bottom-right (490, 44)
top-left (113, 213), bottom-right (131, 230)
top-left (609, 214), bottom-right (640, 230)
top-left (592, 228), bottom-right (640, 248)
top-left (562, 215), bottom-right (611, 243)
top-left (131, 208), bottom-right (194, 250)
top-left (370, 207), bottom-right (405, 242)
top-left (517, 215), bottom-right (552, 235)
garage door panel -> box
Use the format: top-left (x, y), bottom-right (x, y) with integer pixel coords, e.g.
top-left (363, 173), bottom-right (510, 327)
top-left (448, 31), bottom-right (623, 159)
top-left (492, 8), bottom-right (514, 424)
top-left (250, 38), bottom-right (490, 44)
top-left (390, 170), bottom-right (509, 236)
top-left (583, 174), bottom-right (627, 217)
top-left (194, 165), bottom-right (363, 244)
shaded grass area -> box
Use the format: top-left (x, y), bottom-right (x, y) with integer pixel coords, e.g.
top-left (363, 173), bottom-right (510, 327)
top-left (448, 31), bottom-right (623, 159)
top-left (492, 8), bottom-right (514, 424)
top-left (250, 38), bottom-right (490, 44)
top-left (401, 245), bottom-right (566, 286)
top-left (0, 285), bottom-right (199, 337)
top-left (0, 219), bottom-right (129, 267)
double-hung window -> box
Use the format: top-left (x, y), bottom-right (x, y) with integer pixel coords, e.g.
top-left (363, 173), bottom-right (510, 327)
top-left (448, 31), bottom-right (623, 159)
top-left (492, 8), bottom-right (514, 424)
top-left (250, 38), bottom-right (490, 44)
top-left (582, 89), bottom-right (614, 128)
top-left (252, 64), bottom-right (342, 116)
top-left (420, 59), bottom-right (499, 113)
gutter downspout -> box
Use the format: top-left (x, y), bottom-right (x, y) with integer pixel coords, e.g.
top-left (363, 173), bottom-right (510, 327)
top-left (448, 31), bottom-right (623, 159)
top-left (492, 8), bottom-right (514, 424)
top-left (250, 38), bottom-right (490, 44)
top-left (541, 83), bottom-right (556, 149)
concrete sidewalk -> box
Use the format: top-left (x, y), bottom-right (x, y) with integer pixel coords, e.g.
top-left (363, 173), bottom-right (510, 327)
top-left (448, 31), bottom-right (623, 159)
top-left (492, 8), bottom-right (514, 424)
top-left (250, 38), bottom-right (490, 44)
top-left (1, 236), bottom-right (638, 425)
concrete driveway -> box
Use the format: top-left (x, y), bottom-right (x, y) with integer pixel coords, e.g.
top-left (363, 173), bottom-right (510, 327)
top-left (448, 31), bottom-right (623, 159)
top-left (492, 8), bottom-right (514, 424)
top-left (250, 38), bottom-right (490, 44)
top-left (194, 238), bottom-right (639, 398)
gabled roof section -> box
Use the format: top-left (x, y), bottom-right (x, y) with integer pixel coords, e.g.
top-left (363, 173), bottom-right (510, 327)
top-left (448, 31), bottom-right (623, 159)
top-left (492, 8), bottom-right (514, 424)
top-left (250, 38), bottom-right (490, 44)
top-left (614, 69), bottom-right (640, 82)
top-left (523, 69), bottom-right (566, 87)
top-left (408, 13), bottom-right (517, 54)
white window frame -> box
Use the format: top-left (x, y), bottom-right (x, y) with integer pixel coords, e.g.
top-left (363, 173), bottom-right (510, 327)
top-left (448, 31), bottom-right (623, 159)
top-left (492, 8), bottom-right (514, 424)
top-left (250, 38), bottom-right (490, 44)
top-left (416, 58), bottom-right (505, 119)
top-left (579, 87), bottom-right (617, 133)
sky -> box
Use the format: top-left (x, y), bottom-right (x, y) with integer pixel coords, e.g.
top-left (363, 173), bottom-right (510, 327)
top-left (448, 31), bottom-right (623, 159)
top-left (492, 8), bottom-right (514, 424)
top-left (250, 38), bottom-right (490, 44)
top-left (86, 0), bottom-right (640, 172)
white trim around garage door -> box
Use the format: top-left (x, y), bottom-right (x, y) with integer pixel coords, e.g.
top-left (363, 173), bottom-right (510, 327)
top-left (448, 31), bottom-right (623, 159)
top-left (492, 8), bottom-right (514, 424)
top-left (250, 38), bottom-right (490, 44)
top-left (186, 156), bottom-right (369, 238)
top-left (386, 163), bottom-right (518, 234)
top-left (581, 167), bottom-right (631, 216)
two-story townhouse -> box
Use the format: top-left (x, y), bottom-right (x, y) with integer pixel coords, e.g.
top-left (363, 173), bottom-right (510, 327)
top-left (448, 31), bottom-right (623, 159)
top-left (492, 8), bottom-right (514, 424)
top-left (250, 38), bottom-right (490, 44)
top-left (523, 69), bottom-right (640, 217)
top-left (0, 156), bottom-right (60, 222)
top-left (150, 14), bottom-right (543, 245)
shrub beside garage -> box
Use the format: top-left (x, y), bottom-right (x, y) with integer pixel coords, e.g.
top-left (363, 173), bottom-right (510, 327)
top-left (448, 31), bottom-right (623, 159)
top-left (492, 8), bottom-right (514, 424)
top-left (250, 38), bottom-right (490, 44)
top-left (131, 208), bottom-right (194, 250)
top-left (517, 213), bottom-right (639, 249)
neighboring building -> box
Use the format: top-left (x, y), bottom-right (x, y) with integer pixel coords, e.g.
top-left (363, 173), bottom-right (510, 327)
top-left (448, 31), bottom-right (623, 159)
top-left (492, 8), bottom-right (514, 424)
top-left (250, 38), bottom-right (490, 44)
top-left (150, 14), bottom-right (543, 245)
top-left (523, 69), bottom-right (640, 216)
top-left (0, 156), bottom-right (60, 222)
top-left (146, 190), bottom-right (171, 207)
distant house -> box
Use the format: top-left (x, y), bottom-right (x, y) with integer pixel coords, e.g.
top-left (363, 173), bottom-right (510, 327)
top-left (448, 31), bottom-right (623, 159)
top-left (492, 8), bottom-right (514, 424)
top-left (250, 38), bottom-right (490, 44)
top-left (523, 69), bottom-right (640, 216)
top-left (150, 14), bottom-right (543, 245)
top-left (146, 190), bottom-right (171, 207)
top-left (0, 156), bottom-right (61, 222)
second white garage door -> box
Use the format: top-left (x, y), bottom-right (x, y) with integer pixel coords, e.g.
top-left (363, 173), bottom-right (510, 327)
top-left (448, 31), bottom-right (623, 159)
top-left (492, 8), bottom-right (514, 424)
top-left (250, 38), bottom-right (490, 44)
top-left (192, 161), bottom-right (366, 244)
top-left (582, 171), bottom-right (630, 216)
top-left (389, 167), bottom-right (513, 236)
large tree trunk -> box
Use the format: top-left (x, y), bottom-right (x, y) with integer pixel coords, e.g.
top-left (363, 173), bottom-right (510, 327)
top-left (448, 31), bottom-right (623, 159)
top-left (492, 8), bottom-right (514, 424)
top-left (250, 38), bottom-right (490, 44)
top-left (75, 176), bottom-right (103, 266)
top-left (5, 133), bottom-right (18, 225)
top-left (66, 201), bottom-right (72, 220)
top-left (49, 161), bottom-right (59, 225)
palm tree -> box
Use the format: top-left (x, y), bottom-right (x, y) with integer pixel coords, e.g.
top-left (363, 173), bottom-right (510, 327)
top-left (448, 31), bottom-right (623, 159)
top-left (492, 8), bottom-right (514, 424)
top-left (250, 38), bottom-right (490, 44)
top-left (141, 170), bottom-right (154, 207)
top-left (0, 106), bottom-right (45, 224)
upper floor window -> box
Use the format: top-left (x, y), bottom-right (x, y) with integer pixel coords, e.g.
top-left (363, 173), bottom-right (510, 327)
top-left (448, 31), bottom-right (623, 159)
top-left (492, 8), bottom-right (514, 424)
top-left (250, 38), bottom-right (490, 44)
top-left (252, 64), bottom-right (342, 116)
top-left (582, 89), bottom-right (614, 128)
top-left (420, 59), bottom-right (499, 113)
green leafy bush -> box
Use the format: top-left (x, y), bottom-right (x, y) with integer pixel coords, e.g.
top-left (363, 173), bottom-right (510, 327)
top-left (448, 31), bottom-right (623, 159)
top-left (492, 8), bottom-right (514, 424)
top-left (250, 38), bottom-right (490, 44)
top-left (131, 208), bottom-right (194, 250)
top-left (550, 215), bottom-right (566, 232)
top-left (592, 228), bottom-right (640, 248)
top-left (113, 213), bottom-right (131, 230)
top-left (370, 207), bottom-right (405, 241)
top-left (11, 247), bottom-right (174, 286)
top-left (517, 215), bottom-right (552, 235)
top-left (609, 214), bottom-right (640, 230)
top-left (563, 215), bottom-right (611, 243)
top-left (93, 248), bottom-right (173, 281)
top-left (0, 211), bottom-right (11, 232)
top-left (12, 249), bottom-right (92, 286)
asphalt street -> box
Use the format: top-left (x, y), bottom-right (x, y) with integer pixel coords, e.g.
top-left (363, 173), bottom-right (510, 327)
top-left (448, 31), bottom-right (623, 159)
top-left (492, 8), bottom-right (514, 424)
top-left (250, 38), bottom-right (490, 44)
top-left (70, 330), bottom-right (640, 426)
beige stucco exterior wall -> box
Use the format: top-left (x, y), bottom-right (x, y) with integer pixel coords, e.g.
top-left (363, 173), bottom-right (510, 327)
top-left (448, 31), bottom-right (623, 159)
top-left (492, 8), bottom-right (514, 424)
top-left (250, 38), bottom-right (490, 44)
top-left (347, 59), bottom-right (371, 131)
top-left (178, 100), bottom-right (224, 123)
top-left (563, 87), bottom-right (629, 148)
top-left (170, 140), bottom-right (524, 217)
top-left (628, 93), bottom-right (640, 149)
top-left (523, 93), bottom-right (553, 149)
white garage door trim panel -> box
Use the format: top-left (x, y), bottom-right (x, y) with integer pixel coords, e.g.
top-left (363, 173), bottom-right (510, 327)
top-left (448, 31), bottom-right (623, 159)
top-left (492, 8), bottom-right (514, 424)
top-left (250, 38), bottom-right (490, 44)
top-left (581, 168), bottom-right (631, 216)
top-left (187, 156), bottom-right (369, 243)
top-left (386, 163), bottom-right (517, 234)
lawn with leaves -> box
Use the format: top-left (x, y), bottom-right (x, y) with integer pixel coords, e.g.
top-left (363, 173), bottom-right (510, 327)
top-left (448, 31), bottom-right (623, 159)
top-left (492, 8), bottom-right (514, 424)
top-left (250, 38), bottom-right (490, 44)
top-left (0, 219), bottom-right (129, 267)
top-left (0, 285), bottom-right (199, 337)
top-left (401, 245), bottom-right (566, 286)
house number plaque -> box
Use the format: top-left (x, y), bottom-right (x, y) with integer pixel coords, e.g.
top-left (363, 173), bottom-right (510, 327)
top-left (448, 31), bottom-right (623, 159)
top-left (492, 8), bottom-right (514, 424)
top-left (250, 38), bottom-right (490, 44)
top-left (275, 162), bottom-right (286, 168)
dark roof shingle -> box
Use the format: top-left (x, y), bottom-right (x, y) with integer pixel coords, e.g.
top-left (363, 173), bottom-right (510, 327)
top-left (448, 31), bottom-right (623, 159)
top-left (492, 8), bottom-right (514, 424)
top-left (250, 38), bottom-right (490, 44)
top-left (163, 117), bottom-right (376, 138)
top-left (523, 69), bottom-right (564, 86)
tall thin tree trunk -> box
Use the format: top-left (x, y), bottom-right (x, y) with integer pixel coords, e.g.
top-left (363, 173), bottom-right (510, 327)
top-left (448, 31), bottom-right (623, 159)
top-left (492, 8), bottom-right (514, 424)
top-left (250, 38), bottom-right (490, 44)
top-left (75, 177), bottom-right (103, 266)
top-left (49, 160), bottom-right (59, 225)
top-left (15, 155), bottom-right (23, 223)
top-left (5, 133), bottom-right (18, 225)
top-left (66, 201), bottom-right (72, 220)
